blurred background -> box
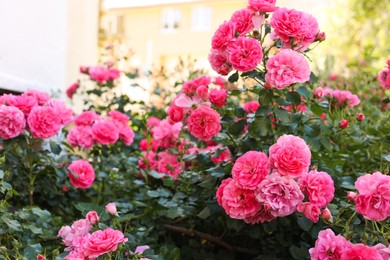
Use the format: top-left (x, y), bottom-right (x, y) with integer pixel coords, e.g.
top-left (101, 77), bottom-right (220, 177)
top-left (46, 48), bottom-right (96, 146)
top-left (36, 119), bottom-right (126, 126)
top-left (0, 0), bottom-right (388, 99)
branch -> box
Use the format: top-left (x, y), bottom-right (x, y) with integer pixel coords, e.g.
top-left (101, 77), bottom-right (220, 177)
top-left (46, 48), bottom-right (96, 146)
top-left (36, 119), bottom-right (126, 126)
top-left (164, 224), bottom-right (261, 256)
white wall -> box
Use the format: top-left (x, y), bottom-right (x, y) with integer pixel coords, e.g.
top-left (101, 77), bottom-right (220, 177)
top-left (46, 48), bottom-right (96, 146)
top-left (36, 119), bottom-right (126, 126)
top-left (0, 0), bottom-right (99, 99)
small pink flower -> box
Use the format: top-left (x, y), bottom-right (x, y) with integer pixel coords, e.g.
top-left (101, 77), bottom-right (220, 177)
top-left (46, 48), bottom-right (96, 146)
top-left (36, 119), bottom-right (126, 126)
top-left (139, 138), bottom-right (158, 152)
top-left (66, 83), bottom-right (79, 99)
top-left (24, 89), bottom-right (50, 105)
top-left (232, 151), bottom-right (270, 190)
top-left (209, 89), bottom-right (228, 108)
top-left (226, 36), bottom-right (263, 72)
top-left (119, 125), bottom-right (135, 145)
top-left (248, 0), bottom-right (277, 13)
top-left (208, 48), bottom-right (232, 76)
top-left (68, 160), bottom-right (95, 189)
top-left (378, 63), bottom-right (390, 90)
top-left (375, 243), bottom-right (390, 260)
top-left (88, 66), bottom-right (109, 83)
top-left (187, 106), bottom-right (221, 141)
top-left (230, 8), bottom-right (254, 35)
top-left (80, 66), bottom-right (89, 73)
top-left (357, 113), bottom-right (364, 121)
top-left (86, 211), bottom-right (99, 225)
top-left (27, 106), bottom-right (62, 139)
top-left (105, 203), bottom-right (117, 215)
top-left (265, 49), bottom-right (311, 89)
top-left (207, 145), bottom-right (232, 164)
top-left (92, 119), bottom-right (119, 145)
top-left (347, 191), bottom-right (357, 202)
top-left (297, 202), bottom-right (320, 222)
top-left (147, 117), bottom-right (161, 128)
top-left (300, 170), bottom-right (334, 207)
top-left (168, 101), bottom-right (185, 123)
top-left (67, 126), bottom-right (95, 149)
top-left (196, 85), bottom-right (209, 100)
top-left (37, 254), bottom-right (46, 260)
top-left (243, 101), bottom-right (260, 113)
top-left (211, 21), bottom-right (235, 50)
top-left (341, 244), bottom-right (382, 260)
top-left (0, 105), bottom-right (26, 140)
top-left (157, 151), bottom-right (183, 179)
top-left (255, 172), bottom-right (304, 217)
top-left (75, 111), bottom-right (100, 126)
top-left (108, 68), bottom-right (121, 80)
top-left (138, 151), bottom-right (158, 171)
top-left (152, 119), bottom-right (182, 148)
top-left (320, 207), bottom-right (333, 222)
top-left (339, 119), bottom-right (349, 129)
top-left (46, 99), bottom-right (74, 126)
top-left (269, 135), bottom-right (311, 178)
top-left (83, 228), bottom-right (128, 258)
top-left (309, 228), bottom-right (352, 259)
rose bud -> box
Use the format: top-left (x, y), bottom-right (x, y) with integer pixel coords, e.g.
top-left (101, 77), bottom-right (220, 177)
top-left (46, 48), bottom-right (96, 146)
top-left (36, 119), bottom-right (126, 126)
top-left (86, 210), bottom-right (100, 225)
top-left (357, 113), bottom-right (364, 121)
top-left (339, 120), bottom-right (349, 129)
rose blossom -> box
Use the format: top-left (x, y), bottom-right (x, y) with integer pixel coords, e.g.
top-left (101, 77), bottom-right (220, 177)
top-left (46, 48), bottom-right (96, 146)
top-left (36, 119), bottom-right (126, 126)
top-left (232, 151), bottom-right (270, 190)
top-left (300, 170), bottom-right (334, 207)
top-left (67, 126), bottom-right (95, 149)
top-left (86, 211), bottom-right (99, 225)
top-left (206, 145), bottom-right (232, 164)
top-left (375, 243), bottom-right (390, 260)
top-left (211, 21), bottom-right (235, 50)
top-left (265, 49), bottom-right (311, 89)
top-left (248, 0), bottom-right (277, 13)
top-left (243, 101), bottom-right (260, 113)
top-left (68, 160), bottom-right (95, 189)
top-left (270, 8), bottom-right (319, 51)
top-left (226, 36), bottom-right (263, 72)
top-left (152, 119), bottom-right (182, 148)
top-left (309, 228), bottom-right (352, 259)
top-left (297, 202), bottom-right (320, 222)
top-left (255, 172), bottom-right (304, 217)
top-left (27, 106), bottom-right (62, 138)
top-left (105, 202), bottom-right (117, 215)
top-left (378, 61), bottom-right (390, 90)
top-left (220, 178), bottom-right (260, 219)
top-left (133, 245), bottom-right (151, 260)
top-left (168, 101), bottom-right (185, 123)
top-left (357, 113), bottom-right (364, 121)
top-left (46, 98), bottom-right (74, 126)
top-left (354, 171), bottom-right (390, 221)
top-left (157, 151), bottom-right (183, 179)
top-left (108, 110), bottom-right (129, 125)
top-left (119, 126), bottom-right (135, 145)
top-left (339, 119), bottom-right (349, 129)
top-left (88, 66), bottom-right (109, 83)
top-left (341, 244), bottom-right (382, 260)
top-left (24, 89), bottom-right (50, 105)
top-left (139, 138), bottom-right (158, 152)
top-left (83, 228), bottom-right (128, 258)
top-left (66, 82), bottom-right (79, 99)
top-left (138, 151), bottom-right (158, 171)
top-left (107, 68), bottom-right (120, 81)
top-left (209, 89), bottom-right (228, 108)
top-left (208, 48), bottom-right (232, 76)
top-left (243, 203), bottom-right (276, 224)
top-left (320, 207), bottom-right (332, 222)
top-left (230, 8), bottom-right (254, 35)
top-left (0, 105), bottom-right (26, 140)
top-left (216, 178), bottom-right (233, 206)
top-left (75, 111), bottom-right (99, 126)
top-left (269, 135), bottom-right (311, 178)
top-left (92, 119), bottom-right (119, 145)
top-left (6, 94), bottom-right (38, 115)
top-left (187, 106), bottom-right (221, 141)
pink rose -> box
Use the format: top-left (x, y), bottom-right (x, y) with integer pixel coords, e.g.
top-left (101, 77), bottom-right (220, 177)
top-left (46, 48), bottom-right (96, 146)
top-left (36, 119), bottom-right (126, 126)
top-left (341, 244), bottom-right (382, 260)
top-left (216, 178), bottom-right (233, 206)
top-left (66, 83), bottom-right (79, 99)
top-left (226, 36), bottom-right (263, 72)
top-left (108, 110), bottom-right (129, 125)
top-left (157, 151), bottom-right (183, 179)
top-left (168, 102), bottom-right (185, 123)
top-left (27, 106), bottom-right (62, 138)
top-left (265, 49), bottom-right (310, 89)
top-left (6, 94), bottom-right (38, 115)
top-left (152, 119), bottom-right (182, 148)
top-left (232, 151), bottom-right (270, 190)
top-left (84, 228), bottom-right (128, 258)
top-left (92, 119), bottom-right (119, 145)
top-left (24, 89), bottom-right (50, 105)
top-left (243, 203), bottom-right (276, 224)
top-left (71, 219), bottom-right (92, 238)
top-left (86, 211), bottom-right (99, 225)
top-left (187, 106), bottom-right (221, 141)
top-left (309, 228), bottom-right (352, 259)
top-left (75, 111), bottom-right (99, 126)
top-left (108, 68), bottom-right (121, 81)
top-left (269, 135), bottom-right (311, 178)
top-left (255, 172), bottom-right (304, 217)
top-left (248, 0), bottom-right (277, 13)
top-left (67, 126), bottom-right (95, 149)
top-left (106, 202), bottom-right (118, 215)
top-left (220, 178), bottom-right (261, 219)
top-left (37, 254), bottom-right (46, 260)
top-left (0, 105), bottom-right (26, 140)
top-left (147, 116), bottom-right (161, 129)
top-left (297, 202), bottom-right (320, 222)
top-left (357, 113), bottom-right (364, 121)
top-left (339, 119), bottom-right (349, 129)
top-left (68, 160), bottom-right (95, 189)
top-left (139, 138), bottom-right (158, 152)
top-left (230, 8), bottom-right (254, 35)
top-left (320, 207), bottom-right (332, 221)
top-left (138, 151), bottom-right (158, 171)
top-left (211, 21), bottom-right (235, 50)
top-left (270, 8), bottom-right (319, 51)
top-left (300, 170), bottom-right (334, 207)
top-left (196, 85), bottom-right (209, 100)
top-left (375, 243), bottom-right (390, 260)
top-left (119, 125), bottom-right (135, 145)
top-left (347, 191), bottom-right (357, 202)
top-left (209, 89), bottom-right (228, 108)
top-left (206, 145), bottom-right (232, 164)
top-left (208, 48), bottom-right (232, 76)
top-left (88, 66), bottom-right (109, 83)
top-left (378, 64), bottom-right (390, 90)
top-left (46, 99), bottom-right (74, 126)
top-left (354, 172), bottom-right (390, 221)
top-left (243, 101), bottom-right (260, 113)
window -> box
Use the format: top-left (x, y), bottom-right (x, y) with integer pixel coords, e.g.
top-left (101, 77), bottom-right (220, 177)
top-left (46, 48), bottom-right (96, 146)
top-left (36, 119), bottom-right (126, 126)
top-left (192, 7), bottom-right (211, 32)
top-left (162, 9), bottom-right (180, 32)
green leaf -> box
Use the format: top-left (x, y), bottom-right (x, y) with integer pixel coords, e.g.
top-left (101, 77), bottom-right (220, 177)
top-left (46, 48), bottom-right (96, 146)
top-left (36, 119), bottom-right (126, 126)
top-left (310, 103), bottom-right (323, 116)
top-left (23, 243), bottom-right (42, 259)
top-left (275, 108), bottom-right (290, 123)
top-left (289, 245), bottom-right (309, 260)
top-left (2, 218), bottom-right (22, 232)
top-left (228, 120), bottom-right (247, 136)
top-left (31, 208), bottom-right (51, 221)
top-left (309, 72), bottom-right (318, 83)
top-left (296, 86), bottom-right (311, 100)
top-left (228, 71), bottom-right (239, 83)
top-left (234, 106), bottom-right (246, 118)
top-left (197, 206), bottom-right (211, 219)
top-left (249, 118), bottom-right (269, 137)
top-left (297, 216), bottom-right (313, 231)
top-left (383, 155), bottom-right (390, 162)
top-left (49, 141), bottom-right (62, 155)
top-left (286, 92), bottom-right (301, 105)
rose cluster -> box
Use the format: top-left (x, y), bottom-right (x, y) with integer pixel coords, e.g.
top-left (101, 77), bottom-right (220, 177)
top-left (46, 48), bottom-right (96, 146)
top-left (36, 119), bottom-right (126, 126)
top-left (209, 0), bottom-right (321, 91)
top-left (348, 171), bottom-right (390, 221)
top-left (67, 110), bottom-right (134, 149)
top-left (314, 86), bottom-right (360, 108)
top-left (0, 90), bottom-right (73, 140)
top-left (57, 208), bottom-right (128, 259)
top-left (309, 228), bottom-right (389, 260)
top-left (216, 135), bottom-right (334, 224)
top-left (378, 60), bottom-right (390, 90)
top-left (168, 76), bottom-right (225, 141)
